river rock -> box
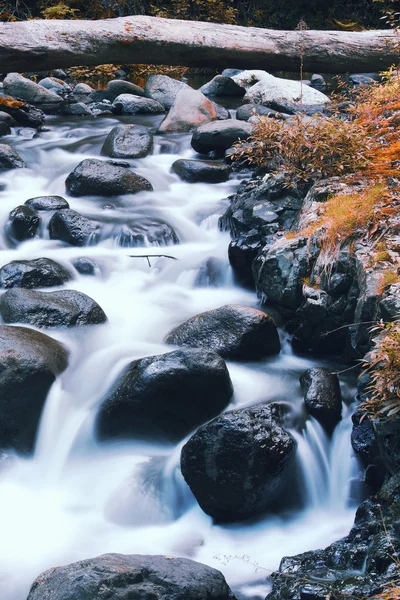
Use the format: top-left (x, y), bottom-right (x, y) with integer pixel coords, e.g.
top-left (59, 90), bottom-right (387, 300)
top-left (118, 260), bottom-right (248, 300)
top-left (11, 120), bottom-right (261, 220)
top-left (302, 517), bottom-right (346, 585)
top-left (0, 325), bottom-right (68, 453)
top-left (310, 73), bottom-right (327, 91)
top-left (65, 158), bottom-right (153, 196)
top-left (38, 76), bottom-right (71, 93)
top-left (49, 209), bottom-right (100, 246)
top-left (72, 257), bottom-right (99, 276)
top-left (113, 94), bottom-right (164, 115)
top-left (7, 205), bottom-right (40, 242)
top-left (212, 101), bottom-right (231, 121)
top-left (27, 553), bottom-right (235, 600)
top-left (116, 220), bottom-right (179, 247)
top-left (171, 159), bottom-right (231, 183)
top-left (0, 97), bottom-right (45, 128)
top-left (200, 75), bottom-right (245, 97)
top-left (0, 288), bottom-right (107, 328)
top-left (181, 403), bottom-right (296, 522)
top-left (0, 257), bottom-right (72, 289)
top-left (106, 79), bottom-right (145, 98)
top-left (0, 111), bottom-right (14, 136)
top-left (63, 102), bottom-right (93, 116)
top-left (236, 103), bottom-right (286, 121)
top-left (96, 348), bottom-right (233, 443)
top-left (144, 74), bottom-right (190, 109)
top-left (191, 120), bottom-right (253, 155)
top-left (101, 124), bottom-right (153, 159)
top-left (25, 195), bottom-right (69, 211)
top-left (158, 88), bottom-right (218, 134)
top-left (3, 73), bottom-right (63, 106)
top-left (300, 367), bottom-right (342, 432)
top-left (73, 82), bottom-right (94, 95)
top-left (166, 304), bottom-right (280, 359)
top-left (0, 143), bottom-right (26, 170)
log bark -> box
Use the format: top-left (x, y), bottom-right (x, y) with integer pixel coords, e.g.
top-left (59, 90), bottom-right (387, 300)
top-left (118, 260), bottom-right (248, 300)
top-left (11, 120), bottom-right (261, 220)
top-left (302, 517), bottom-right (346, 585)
top-left (0, 16), bottom-right (398, 74)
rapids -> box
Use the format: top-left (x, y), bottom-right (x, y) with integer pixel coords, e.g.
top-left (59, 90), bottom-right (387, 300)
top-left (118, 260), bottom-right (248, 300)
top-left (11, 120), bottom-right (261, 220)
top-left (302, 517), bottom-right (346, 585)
top-left (0, 111), bottom-right (361, 599)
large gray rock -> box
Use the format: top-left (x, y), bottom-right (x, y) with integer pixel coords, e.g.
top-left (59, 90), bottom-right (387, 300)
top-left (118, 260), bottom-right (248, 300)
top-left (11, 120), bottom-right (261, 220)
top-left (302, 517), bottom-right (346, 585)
top-left (65, 158), bottom-right (153, 196)
top-left (191, 120), bottom-right (253, 155)
top-left (38, 76), bottom-right (71, 93)
top-left (0, 257), bottom-right (72, 289)
top-left (200, 75), bottom-right (245, 97)
top-left (27, 554), bottom-right (235, 600)
top-left (7, 205), bottom-right (40, 242)
top-left (25, 195), bottom-right (69, 211)
top-left (3, 73), bottom-right (63, 105)
top-left (166, 304), bottom-right (280, 359)
top-left (49, 209), bottom-right (100, 246)
top-left (144, 74), bottom-right (190, 109)
top-left (158, 88), bottom-right (217, 134)
top-left (0, 288), bottom-right (107, 328)
top-left (113, 93), bottom-right (164, 114)
top-left (171, 159), bottom-right (230, 183)
top-left (0, 325), bottom-right (68, 453)
top-left (96, 348), bottom-right (233, 443)
top-left (101, 124), bottom-right (153, 159)
top-left (0, 143), bottom-right (26, 169)
top-left (300, 367), bottom-right (342, 433)
top-left (181, 403), bottom-right (296, 522)
top-left (106, 79), bottom-right (145, 98)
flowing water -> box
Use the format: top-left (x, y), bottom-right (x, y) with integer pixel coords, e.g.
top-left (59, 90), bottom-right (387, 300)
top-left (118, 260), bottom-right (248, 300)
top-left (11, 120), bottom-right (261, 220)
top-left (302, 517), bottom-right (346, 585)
top-left (0, 111), bottom-right (361, 599)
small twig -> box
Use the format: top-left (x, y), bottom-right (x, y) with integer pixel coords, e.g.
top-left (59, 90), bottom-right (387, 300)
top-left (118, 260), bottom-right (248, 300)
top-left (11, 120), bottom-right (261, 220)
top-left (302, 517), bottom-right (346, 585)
top-left (127, 254), bottom-right (178, 268)
top-left (320, 320), bottom-right (389, 338)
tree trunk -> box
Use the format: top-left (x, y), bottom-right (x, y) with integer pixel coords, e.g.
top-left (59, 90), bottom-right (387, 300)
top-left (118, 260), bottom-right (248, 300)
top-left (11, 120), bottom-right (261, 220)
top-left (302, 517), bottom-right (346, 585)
top-left (0, 16), bottom-right (398, 74)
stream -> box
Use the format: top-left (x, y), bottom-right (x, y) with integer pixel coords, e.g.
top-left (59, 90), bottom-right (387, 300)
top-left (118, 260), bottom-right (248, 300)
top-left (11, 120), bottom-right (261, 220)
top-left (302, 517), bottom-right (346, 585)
top-left (0, 109), bottom-right (362, 600)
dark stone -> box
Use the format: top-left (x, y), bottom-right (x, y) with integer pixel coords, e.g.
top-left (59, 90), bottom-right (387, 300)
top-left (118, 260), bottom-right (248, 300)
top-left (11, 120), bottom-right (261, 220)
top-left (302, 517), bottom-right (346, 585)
top-left (349, 74), bottom-right (377, 87)
top-left (27, 553), bottom-right (235, 600)
top-left (181, 403), bottom-right (296, 522)
top-left (0, 325), bottom-right (68, 453)
top-left (165, 304), bottom-right (280, 360)
top-left (0, 288), bottom-right (107, 328)
top-left (49, 209), bottom-right (100, 246)
top-left (200, 75), bottom-right (245, 97)
top-left (65, 158), bottom-right (153, 197)
top-left (72, 257), bottom-right (99, 276)
top-left (171, 159), bottom-right (230, 183)
top-left (300, 367), bottom-right (342, 433)
top-left (106, 79), bottom-right (145, 98)
top-left (228, 238), bottom-right (259, 288)
top-left (310, 74), bottom-right (327, 91)
top-left (116, 220), bottom-right (179, 247)
top-left (0, 99), bottom-right (45, 128)
top-left (7, 205), bottom-right (40, 242)
top-left (25, 195), bottom-right (69, 211)
top-left (191, 120), bottom-right (253, 155)
top-left (101, 124), bottom-right (153, 159)
top-left (236, 103), bottom-right (282, 121)
top-left (222, 69), bottom-right (243, 77)
top-left (0, 257), bottom-right (72, 289)
top-left (113, 94), bottom-right (164, 115)
top-left (144, 74), bottom-right (190, 109)
top-left (96, 348), bottom-right (233, 443)
top-left (0, 143), bottom-right (26, 169)
top-left (0, 112), bottom-right (12, 136)
top-left (63, 102), bottom-right (92, 116)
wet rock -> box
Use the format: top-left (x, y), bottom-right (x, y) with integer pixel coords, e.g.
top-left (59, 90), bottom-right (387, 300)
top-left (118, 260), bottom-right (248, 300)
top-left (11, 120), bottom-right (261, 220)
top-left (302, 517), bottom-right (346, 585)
top-left (0, 257), bottom-right (72, 289)
top-left (3, 73), bottom-right (63, 106)
top-left (350, 73), bottom-right (377, 87)
top-left (228, 237), bottom-right (259, 288)
top-left (25, 195), bottom-right (69, 211)
top-left (96, 348), bottom-right (233, 443)
top-left (300, 367), bottom-right (342, 432)
top-left (310, 74), bottom-right (327, 91)
top-left (7, 205), bottom-right (40, 242)
top-left (72, 257), bottom-right (99, 276)
top-left (65, 158), bottom-right (153, 196)
top-left (113, 94), bottom-right (164, 115)
top-left (380, 283), bottom-right (400, 321)
top-left (74, 83), bottom-right (94, 95)
top-left (53, 69), bottom-right (68, 80)
top-left (212, 101), bottom-right (231, 121)
top-left (236, 103), bottom-right (287, 121)
top-left (171, 159), bottom-right (230, 183)
top-left (0, 325), bottom-right (68, 453)
top-left (27, 553), bottom-right (235, 600)
top-left (63, 102), bottom-right (93, 116)
top-left (101, 124), bottom-right (153, 159)
top-left (0, 288), bottom-right (107, 328)
top-left (0, 143), bottom-right (26, 170)
top-left (191, 120), bottom-right (253, 155)
top-left (158, 88), bottom-right (217, 134)
top-left (38, 77), bottom-right (71, 93)
top-left (181, 403), bottom-right (296, 522)
top-left (200, 75), bottom-right (245, 97)
top-left (144, 74), bottom-right (190, 109)
top-left (116, 220), bottom-right (179, 247)
top-left (0, 111), bottom-right (14, 136)
top-left (222, 68), bottom-right (243, 77)
top-left (49, 209), bottom-right (100, 246)
top-left (0, 98), bottom-right (45, 128)
top-left (106, 79), bottom-right (145, 98)
top-left (166, 304), bottom-right (280, 359)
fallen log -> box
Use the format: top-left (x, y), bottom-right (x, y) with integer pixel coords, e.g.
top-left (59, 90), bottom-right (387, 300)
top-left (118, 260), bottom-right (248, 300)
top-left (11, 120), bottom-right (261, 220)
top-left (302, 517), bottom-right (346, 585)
top-left (0, 16), bottom-right (398, 74)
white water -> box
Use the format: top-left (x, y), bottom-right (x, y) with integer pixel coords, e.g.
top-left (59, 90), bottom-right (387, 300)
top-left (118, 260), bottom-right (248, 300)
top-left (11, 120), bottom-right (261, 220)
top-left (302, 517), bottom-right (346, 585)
top-left (0, 113), bottom-right (361, 600)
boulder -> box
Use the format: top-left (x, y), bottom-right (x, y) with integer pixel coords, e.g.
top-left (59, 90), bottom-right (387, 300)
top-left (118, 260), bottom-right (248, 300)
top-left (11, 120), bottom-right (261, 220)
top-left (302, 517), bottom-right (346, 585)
top-left (0, 325), bottom-right (68, 453)
top-left (38, 76), bottom-right (71, 93)
top-left (49, 209), bottom-right (100, 246)
top-left (158, 88), bottom-right (217, 134)
top-left (101, 124), bottom-right (153, 159)
top-left (166, 304), bottom-right (280, 359)
top-left (212, 101), bottom-right (231, 120)
top-left (0, 143), bottom-right (26, 169)
top-left (300, 367), bottom-right (342, 432)
top-left (73, 82), bottom-right (94, 95)
top-left (7, 205), bottom-right (40, 242)
top-left (181, 403), bottom-right (296, 522)
top-left (191, 120), bottom-right (253, 155)
top-left (171, 159), bottom-right (231, 183)
top-left (3, 73), bottom-right (63, 105)
top-left (65, 158), bottom-right (153, 196)
top-left (25, 195), bottom-right (69, 211)
top-left (113, 94), bottom-right (164, 114)
top-left (144, 74), bottom-right (190, 109)
top-left (0, 97), bottom-right (45, 128)
top-left (63, 102), bottom-right (93, 116)
top-left (72, 257), bottom-right (99, 276)
top-left (310, 73), bottom-right (327, 91)
top-left (27, 554), bottom-right (235, 600)
top-left (0, 288), bottom-right (107, 328)
top-left (106, 79), bottom-right (145, 97)
top-left (200, 75), bottom-right (245, 97)
top-left (0, 257), bottom-right (72, 289)
top-left (96, 348), bottom-right (233, 443)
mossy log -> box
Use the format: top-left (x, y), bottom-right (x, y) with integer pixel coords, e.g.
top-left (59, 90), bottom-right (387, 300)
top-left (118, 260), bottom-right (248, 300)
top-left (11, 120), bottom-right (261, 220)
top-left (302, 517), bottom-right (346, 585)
top-left (0, 16), bottom-right (398, 74)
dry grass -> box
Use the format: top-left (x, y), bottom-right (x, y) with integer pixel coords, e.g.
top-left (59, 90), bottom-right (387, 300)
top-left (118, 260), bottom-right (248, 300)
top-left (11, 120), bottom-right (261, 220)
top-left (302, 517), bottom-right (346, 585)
top-left (377, 269), bottom-right (399, 295)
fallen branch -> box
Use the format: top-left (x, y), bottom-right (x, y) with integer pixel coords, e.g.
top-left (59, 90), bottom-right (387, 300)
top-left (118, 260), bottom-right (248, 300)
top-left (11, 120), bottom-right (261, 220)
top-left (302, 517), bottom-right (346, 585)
top-left (127, 253), bottom-right (178, 267)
